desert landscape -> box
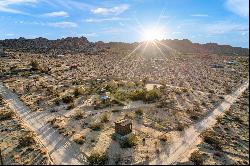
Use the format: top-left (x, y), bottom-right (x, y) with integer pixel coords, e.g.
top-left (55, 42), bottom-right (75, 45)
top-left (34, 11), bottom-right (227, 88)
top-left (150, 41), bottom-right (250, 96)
top-left (0, 0), bottom-right (249, 165)
top-left (0, 36), bottom-right (249, 165)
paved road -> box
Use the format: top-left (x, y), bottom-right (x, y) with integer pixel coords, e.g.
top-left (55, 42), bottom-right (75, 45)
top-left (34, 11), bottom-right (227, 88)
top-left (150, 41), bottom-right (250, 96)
top-left (0, 83), bottom-right (88, 165)
top-left (149, 81), bottom-right (249, 165)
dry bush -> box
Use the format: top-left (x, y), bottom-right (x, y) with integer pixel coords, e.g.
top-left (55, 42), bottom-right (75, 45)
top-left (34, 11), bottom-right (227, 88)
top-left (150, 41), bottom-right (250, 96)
top-left (73, 110), bottom-right (84, 120)
top-left (88, 151), bottom-right (107, 165)
top-left (30, 60), bottom-right (39, 70)
top-left (67, 103), bottom-right (75, 110)
top-left (176, 122), bottom-right (185, 131)
top-left (144, 89), bottom-right (161, 103)
top-left (73, 87), bottom-right (85, 97)
top-left (135, 108), bottom-right (144, 116)
top-left (124, 112), bottom-right (134, 120)
top-left (159, 134), bottom-right (170, 142)
top-left (89, 122), bottom-right (103, 131)
top-left (18, 132), bottom-right (36, 147)
top-left (0, 110), bottom-right (15, 121)
top-left (201, 130), bottom-right (223, 150)
top-left (122, 134), bottom-right (138, 148)
top-left (62, 95), bottom-right (74, 104)
top-left (48, 117), bottom-right (65, 129)
top-left (190, 150), bottom-right (204, 165)
top-left (73, 134), bottom-right (85, 144)
top-left (100, 113), bottom-right (110, 123)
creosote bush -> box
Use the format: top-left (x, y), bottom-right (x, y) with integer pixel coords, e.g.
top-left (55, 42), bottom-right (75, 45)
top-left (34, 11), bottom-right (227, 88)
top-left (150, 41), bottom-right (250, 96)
top-left (135, 109), bottom-right (144, 116)
top-left (89, 122), bottom-right (103, 131)
top-left (30, 60), bottom-right (39, 70)
top-left (201, 130), bottom-right (223, 150)
top-left (62, 95), bottom-right (74, 104)
top-left (73, 110), bottom-right (84, 120)
top-left (122, 134), bottom-right (138, 148)
top-left (88, 151), bottom-right (107, 165)
top-left (100, 113), bottom-right (109, 123)
top-left (190, 151), bottom-right (204, 165)
top-left (18, 132), bottom-right (36, 147)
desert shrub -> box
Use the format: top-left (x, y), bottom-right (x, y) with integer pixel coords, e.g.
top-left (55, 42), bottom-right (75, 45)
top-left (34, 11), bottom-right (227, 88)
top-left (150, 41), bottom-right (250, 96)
top-left (0, 111), bottom-right (15, 121)
top-left (159, 134), bottom-right (169, 142)
top-left (144, 89), bottom-right (160, 103)
top-left (190, 151), bottom-right (204, 165)
top-left (105, 84), bottom-right (117, 93)
top-left (62, 95), bottom-right (74, 104)
top-left (89, 122), bottom-right (103, 131)
top-left (122, 134), bottom-right (138, 148)
top-left (216, 116), bottom-right (224, 123)
top-left (100, 113), bottom-right (109, 123)
top-left (30, 60), bottom-right (39, 70)
top-left (73, 110), bottom-right (84, 120)
top-left (124, 112), bottom-right (134, 120)
top-left (88, 151), bottom-right (107, 165)
top-left (67, 103), bottom-right (75, 110)
top-left (190, 114), bottom-right (199, 121)
top-left (135, 109), bottom-right (144, 116)
top-left (201, 130), bottom-right (223, 150)
top-left (114, 91), bottom-right (126, 101)
top-left (74, 87), bottom-right (85, 97)
top-left (18, 133), bottom-right (36, 147)
top-left (234, 116), bottom-right (244, 123)
top-left (176, 122), bottom-right (185, 131)
top-left (127, 89), bottom-right (146, 101)
top-left (73, 134), bottom-right (85, 144)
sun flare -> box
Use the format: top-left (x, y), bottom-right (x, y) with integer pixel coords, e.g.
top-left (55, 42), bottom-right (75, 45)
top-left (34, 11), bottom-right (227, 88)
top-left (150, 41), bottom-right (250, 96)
top-left (141, 26), bottom-right (166, 42)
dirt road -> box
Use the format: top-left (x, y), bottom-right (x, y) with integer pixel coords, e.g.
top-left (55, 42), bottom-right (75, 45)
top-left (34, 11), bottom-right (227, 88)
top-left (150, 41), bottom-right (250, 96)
top-left (150, 81), bottom-right (249, 165)
top-left (0, 83), bottom-right (88, 165)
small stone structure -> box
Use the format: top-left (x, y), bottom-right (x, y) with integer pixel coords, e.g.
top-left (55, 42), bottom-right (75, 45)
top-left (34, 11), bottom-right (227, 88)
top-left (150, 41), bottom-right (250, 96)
top-left (115, 119), bottom-right (132, 136)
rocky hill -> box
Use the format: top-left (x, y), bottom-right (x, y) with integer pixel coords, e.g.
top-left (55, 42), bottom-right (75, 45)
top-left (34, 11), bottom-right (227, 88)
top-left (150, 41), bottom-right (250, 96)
top-left (0, 37), bottom-right (248, 56)
top-left (0, 37), bottom-right (103, 55)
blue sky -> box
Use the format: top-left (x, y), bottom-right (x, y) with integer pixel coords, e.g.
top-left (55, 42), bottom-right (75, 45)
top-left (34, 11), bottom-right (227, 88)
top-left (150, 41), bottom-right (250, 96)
top-left (0, 0), bottom-right (249, 47)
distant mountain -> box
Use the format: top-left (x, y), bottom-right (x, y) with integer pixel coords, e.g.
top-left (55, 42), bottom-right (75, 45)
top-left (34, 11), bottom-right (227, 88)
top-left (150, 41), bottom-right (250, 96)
top-left (161, 39), bottom-right (249, 56)
top-left (0, 37), bottom-right (248, 56)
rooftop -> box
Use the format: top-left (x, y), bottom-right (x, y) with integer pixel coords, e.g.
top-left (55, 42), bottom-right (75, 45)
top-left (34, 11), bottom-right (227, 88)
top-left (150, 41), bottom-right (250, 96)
top-left (115, 119), bottom-right (132, 126)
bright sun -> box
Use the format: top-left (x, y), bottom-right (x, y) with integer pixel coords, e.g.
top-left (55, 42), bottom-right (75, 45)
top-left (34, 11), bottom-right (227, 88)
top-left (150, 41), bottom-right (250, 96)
top-left (142, 26), bottom-right (165, 42)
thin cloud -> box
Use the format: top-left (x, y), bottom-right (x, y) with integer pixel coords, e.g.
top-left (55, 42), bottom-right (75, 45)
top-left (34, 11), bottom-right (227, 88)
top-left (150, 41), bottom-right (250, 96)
top-left (225, 0), bottom-right (249, 18)
top-left (0, 0), bottom-right (37, 14)
top-left (82, 33), bottom-right (98, 37)
top-left (91, 4), bottom-right (129, 15)
top-left (207, 21), bottom-right (249, 34)
top-left (43, 11), bottom-right (69, 17)
top-left (191, 14), bottom-right (209, 17)
top-left (48, 21), bottom-right (78, 28)
top-left (85, 17), bottom-right (129, 23)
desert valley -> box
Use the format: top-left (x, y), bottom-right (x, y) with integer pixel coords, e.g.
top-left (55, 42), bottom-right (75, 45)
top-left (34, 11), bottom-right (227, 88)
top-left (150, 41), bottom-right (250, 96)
top-left (0, 36), bottom-right (249, 165)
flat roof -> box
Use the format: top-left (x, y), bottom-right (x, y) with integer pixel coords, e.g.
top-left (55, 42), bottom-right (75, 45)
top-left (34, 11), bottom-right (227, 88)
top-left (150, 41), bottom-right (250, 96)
top-left (115, 119), bottom-right (132, 126)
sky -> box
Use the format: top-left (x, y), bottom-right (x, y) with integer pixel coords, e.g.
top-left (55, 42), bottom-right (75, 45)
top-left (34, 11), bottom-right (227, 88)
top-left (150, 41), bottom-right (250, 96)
top-left (0, 0), bottom-right (249, 48)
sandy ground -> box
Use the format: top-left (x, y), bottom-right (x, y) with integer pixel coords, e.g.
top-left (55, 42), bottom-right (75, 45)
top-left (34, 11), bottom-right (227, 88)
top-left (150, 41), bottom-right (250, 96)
top-left (149, 80), bottom-right (249, 165)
